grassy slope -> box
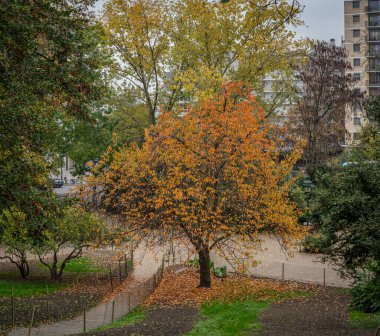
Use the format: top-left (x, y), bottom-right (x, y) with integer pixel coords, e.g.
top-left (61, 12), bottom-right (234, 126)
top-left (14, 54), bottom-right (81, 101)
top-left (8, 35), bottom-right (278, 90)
top-left (187, 300), bottom-right (268, 336)
top-left (187, 290), bottom-right (311, 336)
top-left (64, 257), bottom-right (106, 273)
top-left (0, 257), bottom-right (106, 298)
top-left (0, 280), bottom-right (64, 297)
top-left (349, 310), bottom-right (380, 329)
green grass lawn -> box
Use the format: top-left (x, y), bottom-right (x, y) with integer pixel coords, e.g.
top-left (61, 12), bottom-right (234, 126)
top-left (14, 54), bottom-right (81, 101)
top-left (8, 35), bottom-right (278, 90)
top-left (94, 307), bottom-right (146, 332)
top-left (0, 280), bottom-right (65, 297)
top-left (187, 290), bottom-right (311, 336)
top-left (64, 257), bottom-right (106, 273)
top-left (349, 310), bottom-right (380, 329)
top-left (187, 300), bottom-right (268, 336)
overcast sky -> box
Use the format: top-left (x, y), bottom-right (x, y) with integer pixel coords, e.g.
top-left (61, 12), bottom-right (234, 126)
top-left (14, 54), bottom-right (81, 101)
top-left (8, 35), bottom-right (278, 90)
top-left (295, 0), bottom-right (344, 44)
top-left (95, 0), bottom-right (345, 44)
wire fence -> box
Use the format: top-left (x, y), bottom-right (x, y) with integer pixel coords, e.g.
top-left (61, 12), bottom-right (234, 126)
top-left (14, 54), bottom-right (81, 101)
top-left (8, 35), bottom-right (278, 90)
top-left (7, 254), bottom-right (168, 336)
top-left (3, 253), bottom-right (133, 336)
top-left (6, 247), bottom-right (353, 336)
top-left (167, 246), bottom-right (352, 288)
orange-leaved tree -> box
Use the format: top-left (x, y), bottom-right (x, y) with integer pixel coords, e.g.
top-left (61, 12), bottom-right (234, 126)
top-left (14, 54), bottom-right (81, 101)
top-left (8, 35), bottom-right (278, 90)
top-left (86, 82), bottom-right (304, 287)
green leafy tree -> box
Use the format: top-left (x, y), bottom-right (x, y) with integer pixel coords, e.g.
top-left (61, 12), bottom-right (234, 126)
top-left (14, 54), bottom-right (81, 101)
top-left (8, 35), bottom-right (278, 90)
top-left (36, 206), bottom-right (107, 281)
top-left (312, 163), bottom-right (380, 311)
top-left (364, 95), bottom-right (380, 125)
top-left (0, 208), bottom-right (34, 279)
top-left (0, 0), bottom-right (106, 217)
top-left (102, 0), bottom-right (304, 125)
top-left (312, 163), bottom-right (380, 278)
top-left (55, 88), bottom-right (150, 175)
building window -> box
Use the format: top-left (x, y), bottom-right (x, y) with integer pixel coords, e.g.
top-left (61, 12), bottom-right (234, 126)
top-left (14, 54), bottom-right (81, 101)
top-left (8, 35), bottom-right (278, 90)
top-left (353, 15), bottom-right (360, 23)
top-left (354, 58), bottom-right (361, 66)
top-left (370, 72), bottom-right (380, 85)
top-left (354, 88), bottom-right (361, 96)
top-left (370, 43), bottom-right (380, 56)
top-left (353, 29), bottom-right (361, 38)
top-left (369, 29), bottom-right (380, 41)
top-left (353, 132), bottom-right (360, 141)
top-left (353, 43), bottom-right (361, 52)
top-left (369, 0), bottom-right (380, 12)
top-left (353, 1), bottom-right (360, 8)
top-left (369, 14), bottom-right (380, 27)
top-left (369, 59), bottom-right (380, 70)
top-left (353, 117), bottom-right (361, 125)
top-left (354, 101), bottom-right (361, 112)
top-left (353, 73), bottom-right (361, 81)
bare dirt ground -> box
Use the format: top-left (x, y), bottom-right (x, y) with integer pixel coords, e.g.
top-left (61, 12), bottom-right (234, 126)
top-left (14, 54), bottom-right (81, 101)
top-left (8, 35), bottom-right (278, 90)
top-left (259, 288), bottom-right (376, 336)
top-left (83, 306), bottom-right (198, 336)
top-left (81, 267), bottom-right (375, 336)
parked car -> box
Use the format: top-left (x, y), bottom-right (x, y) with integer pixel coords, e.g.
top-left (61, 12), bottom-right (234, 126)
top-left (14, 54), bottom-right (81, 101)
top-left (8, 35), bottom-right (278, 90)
top-left (51, 178), bottom-right (64, 188)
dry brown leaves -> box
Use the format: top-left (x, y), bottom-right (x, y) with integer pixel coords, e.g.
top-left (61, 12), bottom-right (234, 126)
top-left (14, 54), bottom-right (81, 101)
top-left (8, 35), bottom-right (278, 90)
top-left (145, 266), bottom-right (319, 307)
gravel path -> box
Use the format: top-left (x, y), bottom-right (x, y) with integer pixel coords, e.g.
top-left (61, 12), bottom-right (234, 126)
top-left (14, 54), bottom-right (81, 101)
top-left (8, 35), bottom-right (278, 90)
top-left (259, 289), bottom-right (376, 336)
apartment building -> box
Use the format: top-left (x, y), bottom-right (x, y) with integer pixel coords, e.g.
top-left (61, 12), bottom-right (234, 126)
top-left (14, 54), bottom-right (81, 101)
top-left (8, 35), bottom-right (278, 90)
top-left (344, 0), bottom-right (380, 144)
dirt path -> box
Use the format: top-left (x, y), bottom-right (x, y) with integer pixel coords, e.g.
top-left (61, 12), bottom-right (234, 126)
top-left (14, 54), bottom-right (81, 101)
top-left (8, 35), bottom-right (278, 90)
top-left (82, 306), bottom-right (198, 336)
top-left (259, 289), bottom-right (376, 336)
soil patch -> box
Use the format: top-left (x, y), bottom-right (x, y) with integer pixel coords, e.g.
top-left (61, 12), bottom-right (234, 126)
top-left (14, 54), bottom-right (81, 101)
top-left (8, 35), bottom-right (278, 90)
top-left (0, 249), bottom-right (124, 335)
top-left (259, 288), bottom-right (376, 336)
top-left (83, 305), bottom-right (198, 336)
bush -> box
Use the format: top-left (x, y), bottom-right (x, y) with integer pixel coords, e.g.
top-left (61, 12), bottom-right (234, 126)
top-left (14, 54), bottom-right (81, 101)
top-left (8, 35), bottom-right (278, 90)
top-left (188, 258), bottom-right (214, 270)
top-left (301, 234), bottom-right (325, 253)
top-left (351, 279), bottom-right (380, 313)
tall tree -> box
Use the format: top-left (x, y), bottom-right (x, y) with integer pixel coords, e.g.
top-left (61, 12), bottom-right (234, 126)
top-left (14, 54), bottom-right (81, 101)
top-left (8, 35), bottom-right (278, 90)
top-left (0, 0), bottom-right (106, 215)
top-left (290, 41), bottom-right (354, 169)
top-left (102, 0), bottom-right (304, 125)
top-left (85, 83), bottom-right (304, 287)
top-left (311, 161), bottom-right (380, 312)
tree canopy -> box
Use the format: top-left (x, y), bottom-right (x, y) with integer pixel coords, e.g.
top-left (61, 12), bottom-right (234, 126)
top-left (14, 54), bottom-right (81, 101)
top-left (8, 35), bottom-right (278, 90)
top-left (102, 0), bottom-right (304, 124)
top-left (85, 82), bottom-right (305, 287)
top-left (0, 0), bottom-right (106, 215)
top-left (290, 41), bottom-right (354, 169)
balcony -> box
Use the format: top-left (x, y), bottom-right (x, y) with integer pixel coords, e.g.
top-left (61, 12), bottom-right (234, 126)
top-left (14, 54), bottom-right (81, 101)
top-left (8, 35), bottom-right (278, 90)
top-left (368, 20), bottom-right (380, 27)
top-left (367, 5), bottom-right (380, 13)
top-left (367, 1), bottom-right (380, 12)
top-left (369, 30), bottom-right (380, 42)
top-left (367, 80), bottom-right (380, 87)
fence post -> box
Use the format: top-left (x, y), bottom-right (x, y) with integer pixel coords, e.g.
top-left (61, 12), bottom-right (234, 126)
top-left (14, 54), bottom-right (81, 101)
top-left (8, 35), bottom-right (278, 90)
top-left (45, 284), bottom-right (50, 320)
top-left (124, 254), bottom-right (128, 274)
top-left (76, 277), bottom-right (80, 306)
top-left (128, 292), bottom-right (131, 312)
top-left (118, 260), bottom-right (122, 283)
top-left (111, 301), bottom-right (115, 323)
top-left (28, 306), bottom-right (36, 336)
top-left (83, 307), bottom-right (86, 333)
top-left (11, 285), bottom-right (15, 328)
top-left (281, 263), bottom-right (285, 280)
top-left (109, 264), bottom-right (114, 292)
top-left (323, 268), bottom-right (326, 287)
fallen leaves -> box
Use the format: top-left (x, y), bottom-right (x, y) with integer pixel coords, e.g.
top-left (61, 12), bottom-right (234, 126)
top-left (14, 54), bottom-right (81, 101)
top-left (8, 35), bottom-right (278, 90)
top-left (144, 266), bottom-right (319, 307)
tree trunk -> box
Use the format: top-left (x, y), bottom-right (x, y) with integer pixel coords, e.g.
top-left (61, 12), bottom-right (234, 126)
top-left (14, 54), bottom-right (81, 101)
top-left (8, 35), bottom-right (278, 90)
top-left (198, 248), bottom-right (211, 288)
top-left (16, 260), bottom-right (29, 279)
top-left (50, 252), bottom-right (60, 281)
top-left (12, 254), bottom-right (29, 279)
